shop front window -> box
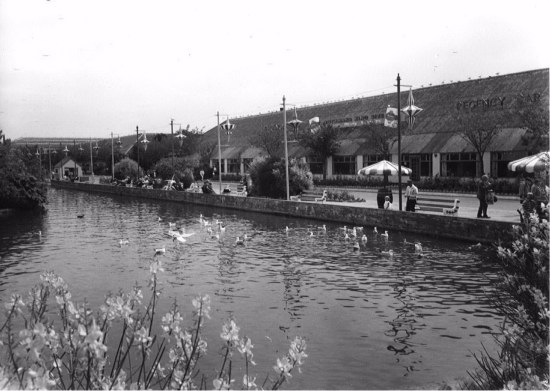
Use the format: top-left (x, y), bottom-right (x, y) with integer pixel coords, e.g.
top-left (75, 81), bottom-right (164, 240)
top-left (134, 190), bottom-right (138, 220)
top-left (440, 152), bottom-right (477, 177)
top-left (307, 156), bottom-right (324, 175)
top-left (227, 158), bottom-right (240, 174)
top-left (363, 154), bottom-right (390, 167)
top-left (333, 155), bottom-right (356, 175)
top-left (491, 151), bottom-right (525, 178)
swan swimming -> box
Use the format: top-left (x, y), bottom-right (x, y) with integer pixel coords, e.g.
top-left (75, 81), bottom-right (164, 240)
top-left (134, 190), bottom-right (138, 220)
top-left (235, 237), bottom-right (245, 245)
top-left (154, 247), bottom-right (166, 255)
top-left (173, 236), bottom-right (186, 244)
top-left (353, 242), bottom-right (360, 251)
top-left (119, 239), bottom-right (129, 245)
top-left (361, 234), bottom-right (368, 243)
top-left (381, 231), bottom-right (389, 239)
top-left (379, 249), bottom-right (394, 256)
top-left (373, 227), bottom-right (378, 234)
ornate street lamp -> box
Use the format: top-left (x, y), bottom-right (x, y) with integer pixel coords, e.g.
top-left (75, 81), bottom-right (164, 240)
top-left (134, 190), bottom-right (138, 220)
top-left (111, 132), bottom-right (122, 180)
top-left (281, 96), bottom-right (290, 201)
top-left (216, 112), bottom-right (235, 193)
top-left (395, 74), bottom-right (422, 211)
top-left (287, 107), bottom-right (303, 139)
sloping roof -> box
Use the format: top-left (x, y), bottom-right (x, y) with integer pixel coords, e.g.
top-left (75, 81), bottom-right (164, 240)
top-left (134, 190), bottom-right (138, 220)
top-left (241, 147), bottom-right (264, 159)
top-left (53, 157), bottom-right (82, 169)
top-left (335, 139), bottom-right (364, 155)
top-left (200, 68), bottom-right (548, 157)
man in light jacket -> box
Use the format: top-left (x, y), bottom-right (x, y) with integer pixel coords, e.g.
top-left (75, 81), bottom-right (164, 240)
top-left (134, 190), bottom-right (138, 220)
top-left (405, 179), bottom-right (419, 212)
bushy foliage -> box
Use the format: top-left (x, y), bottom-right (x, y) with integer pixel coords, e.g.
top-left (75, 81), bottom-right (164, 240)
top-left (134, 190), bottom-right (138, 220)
top-left (151, 157), bottom-right (197, 188)
top-left (0, 262), bottom-right (307, 390)
top-left (114, 158), bottom-right (140, 180)
top-left (0, 141), bottom-right (47, 210)
top-left (247, 156), bottom-right (313, 199)
top-left (467, 214), bottom-right (549, 390)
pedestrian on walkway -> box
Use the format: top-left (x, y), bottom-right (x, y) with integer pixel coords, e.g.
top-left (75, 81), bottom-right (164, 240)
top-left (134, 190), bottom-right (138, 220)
top-left (531, 178), bottom-right (549, 220)
top-left (405, 179), bottom-right (419, 212)
top-left (518, 174), bottom-right (531, 203)
top-left (384, 196), bottom-right (393, 210)
top-left (477, 174), bottom-right (492, 218)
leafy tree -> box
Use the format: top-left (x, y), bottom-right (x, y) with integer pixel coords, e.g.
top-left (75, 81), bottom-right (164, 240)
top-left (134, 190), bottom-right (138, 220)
top-left (0, 135), bottom-right (47, 210)
top-left (516, 98), bottom-right (549, 151)
top-left (152, 156), bottom-right (199, 187)
top-left (247, 156), bottom-right (313, 199)
top-left (114, 158), bottom-right (139, 180)
top-left (248, 124), bottom-right (285, 158)
top-left (298, 124), bottom-right (341, 180)
top-left (454, 108), bottom-right (506, 177)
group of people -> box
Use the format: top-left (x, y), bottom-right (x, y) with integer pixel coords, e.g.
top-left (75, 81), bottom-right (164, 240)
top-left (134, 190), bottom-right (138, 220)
top-left (518, 174), bottom-right (549, 221)
top-left (383, 179), bottom-right (419, 211)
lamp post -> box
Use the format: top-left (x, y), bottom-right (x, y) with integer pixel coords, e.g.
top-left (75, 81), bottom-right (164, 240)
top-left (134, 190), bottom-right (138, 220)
top-left (135, 126), bottom-right (149, 178)
top-left (110, 132), bottom-right (122, 180)
top-left (395, 74), bottom-right (422, 211)
top-left (281, 96), bottom-right (290, 201)
top-left (35, 148), bottom-right (41, 180)
top-left (48, 144), bottom-right (52, 180)
top-left (216, 112), bottom-right (235, 193)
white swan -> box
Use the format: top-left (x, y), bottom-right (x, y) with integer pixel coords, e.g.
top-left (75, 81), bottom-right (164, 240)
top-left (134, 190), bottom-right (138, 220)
top-left (414, 242), bottom-right (423, 253)
top-left (381, 231), bottom-right (389, 239)
top-left (119, 239), bottom-right (129, 245)
top-left (168, 222), bottom-right (177, 229)
top-left (154, 247), bottom-right (166, 255)
top-left (235, 237), bottom-right (245, 245)
top-left (373, 227), bottom-right (378, 234)
top-left (318, 224), bottom-right (327, 231)
top-left (361, 234), bottom-right (368, 243)
top-left (344, 233), bottom-right (350, 241)
top-left (173, 236), bottom-right (186, 244)
top-left (380, 249), bottom-right (394, 257)
top-left (353, 242), bottom-right (360, 251)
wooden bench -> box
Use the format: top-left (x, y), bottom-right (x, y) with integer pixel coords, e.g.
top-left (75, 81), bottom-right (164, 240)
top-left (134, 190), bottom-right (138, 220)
top-left (235, 184), bottom-right (247, 196)
top-left (416, 196), bottom-right (460, 215)
top-left (292, 189), bottom-right (327, 203)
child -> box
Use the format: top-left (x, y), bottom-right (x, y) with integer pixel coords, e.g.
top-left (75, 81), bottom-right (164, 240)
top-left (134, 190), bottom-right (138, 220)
top-left (383, 195), bottom-right (393, 210)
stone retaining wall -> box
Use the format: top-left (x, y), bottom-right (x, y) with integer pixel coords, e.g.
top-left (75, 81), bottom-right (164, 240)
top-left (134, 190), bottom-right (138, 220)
top-left (51, 181), bottom-right (515, 244)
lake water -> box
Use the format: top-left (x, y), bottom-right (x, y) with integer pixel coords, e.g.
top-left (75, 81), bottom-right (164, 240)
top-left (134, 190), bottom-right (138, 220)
top-left (0, 187), bottom-right (502, 389)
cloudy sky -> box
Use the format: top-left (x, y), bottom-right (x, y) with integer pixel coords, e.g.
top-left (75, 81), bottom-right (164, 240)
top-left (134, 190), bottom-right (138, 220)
top-left (1, 0), bottom-right (548, 140)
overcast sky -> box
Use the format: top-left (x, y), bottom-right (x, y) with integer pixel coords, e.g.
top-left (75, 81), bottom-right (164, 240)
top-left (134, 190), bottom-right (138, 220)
top-left (1, 0), bottom-right (549, 140)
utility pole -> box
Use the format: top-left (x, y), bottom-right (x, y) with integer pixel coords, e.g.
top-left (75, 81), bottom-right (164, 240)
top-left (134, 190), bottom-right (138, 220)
top-left (171, 119), bottom-right (174, 175)
top-left (136, 126), bottom-right (140, 177)
top-left (282, 96), bottom-right (290, 201)
top-left (217, 111), bottom-right (222, 193)
top-left (397, 74), bottom-right (402, 211)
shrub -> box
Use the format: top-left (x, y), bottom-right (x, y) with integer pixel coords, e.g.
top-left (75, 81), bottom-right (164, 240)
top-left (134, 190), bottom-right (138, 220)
top-left (248, 157), bottom-right (313, 199)
top-left (0, 145), bottom-right (47, 210)
top-left (0, 261), bottom-right (307, 390)
top-left (114, 158), bottom-right (139, 181)
top-left (467, 214), bottom-right (549, 389)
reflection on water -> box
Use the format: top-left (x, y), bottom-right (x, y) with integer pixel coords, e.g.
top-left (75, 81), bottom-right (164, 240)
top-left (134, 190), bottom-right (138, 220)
top-left (0, 188), bottom-right (502, 389)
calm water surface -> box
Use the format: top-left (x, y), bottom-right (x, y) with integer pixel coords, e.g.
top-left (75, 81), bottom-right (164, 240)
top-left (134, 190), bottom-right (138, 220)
top-left (0, 188), bottom-right (502, 389)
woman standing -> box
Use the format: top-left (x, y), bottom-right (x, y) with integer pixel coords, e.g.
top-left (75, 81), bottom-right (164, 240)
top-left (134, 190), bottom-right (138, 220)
top-left (477, 175), bottom-right (492, 218)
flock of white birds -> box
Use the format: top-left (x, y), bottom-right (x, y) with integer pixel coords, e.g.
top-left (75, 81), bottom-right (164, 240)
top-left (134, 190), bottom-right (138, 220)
top-left (112, 213), bottom-right (435, 260)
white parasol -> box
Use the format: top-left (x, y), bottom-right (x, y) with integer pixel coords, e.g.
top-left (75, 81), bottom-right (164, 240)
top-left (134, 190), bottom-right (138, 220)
top-left (507, 151), bottom-right (549, 173)
top-left (358, 160), bottom-right (412, 177)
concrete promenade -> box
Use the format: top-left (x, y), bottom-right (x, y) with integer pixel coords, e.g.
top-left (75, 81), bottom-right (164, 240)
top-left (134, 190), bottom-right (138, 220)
top-left (218, 182), bottom-right (523, 224)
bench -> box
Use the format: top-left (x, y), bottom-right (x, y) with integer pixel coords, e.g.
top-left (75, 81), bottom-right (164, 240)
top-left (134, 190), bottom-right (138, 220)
top-left (235, 184), bottom-right (247, 196)
top-left (291, 189), bottom-right (327, 203)
top-left (416, 196), bottom-right (460, 215)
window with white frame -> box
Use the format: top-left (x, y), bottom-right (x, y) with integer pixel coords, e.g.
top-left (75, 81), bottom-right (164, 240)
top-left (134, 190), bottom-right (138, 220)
top-left (333, 155), bottom-right (356, 175)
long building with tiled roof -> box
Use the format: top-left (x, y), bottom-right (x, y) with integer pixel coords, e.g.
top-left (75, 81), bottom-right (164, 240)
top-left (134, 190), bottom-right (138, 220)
top-left (203, 68), bottom-right (548, 180)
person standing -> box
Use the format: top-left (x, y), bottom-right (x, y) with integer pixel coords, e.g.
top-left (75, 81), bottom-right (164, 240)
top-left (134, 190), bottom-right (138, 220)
top-left (518, 174), bottom-right (530, 204)
top-left (531, 178), bottom-right (549, 219)
top-left (404, 179), bottom-right (419, 212)
top-left (477, 174), bottom-right (492, 218)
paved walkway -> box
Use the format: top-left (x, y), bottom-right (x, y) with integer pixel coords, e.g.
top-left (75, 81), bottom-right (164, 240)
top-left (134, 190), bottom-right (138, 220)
top-left (324, 187), bottom-right (522, 223)
top-left (216, 182), bottom-right (522, 224)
